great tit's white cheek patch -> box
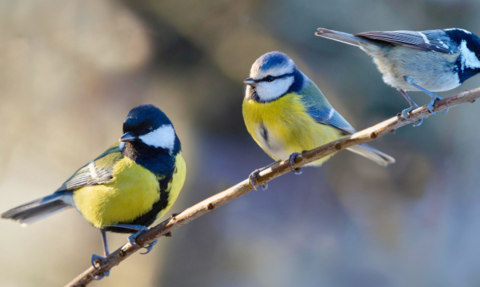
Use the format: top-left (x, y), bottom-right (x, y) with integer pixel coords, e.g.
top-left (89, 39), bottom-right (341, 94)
top-left (460, 40), bottom-right (480, 71)
top-left (255, 76), bottom-right (294, 102)
top-left (139, 125), bottom-right (175, 150)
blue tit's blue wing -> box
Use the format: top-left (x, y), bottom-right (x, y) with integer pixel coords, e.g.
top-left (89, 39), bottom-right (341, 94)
top-left (355, 30), bottom-right (453, 54)
top-left (299, 79), bottom-right (357, 135)
top-left (55, 142), bottom-right (123, 192)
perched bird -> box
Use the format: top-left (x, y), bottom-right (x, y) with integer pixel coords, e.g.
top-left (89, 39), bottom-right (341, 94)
top-left (243, 52), bottom-right (395, 189)
top-left (1, 104), bottom-right (186, 279)
top-left (315, 27), bottom-right (480, 126)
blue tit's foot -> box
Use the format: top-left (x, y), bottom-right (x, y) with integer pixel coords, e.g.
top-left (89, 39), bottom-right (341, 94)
top-left (427, 96), bottom-right (449, 115)
top-left (249, 169), bottom-right (268, 191)
top-left (289, 153), bottom-right (302, 175)
top-left (128, 227), bottom-right (158, 255)
top-left (401, 104), bottom-right (423, 127)
top-left (91, 254), bottom-right (110, 280)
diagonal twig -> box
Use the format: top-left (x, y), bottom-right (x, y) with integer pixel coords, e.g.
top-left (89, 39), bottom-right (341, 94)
top-left (65, 87), bottom-right (480, 287)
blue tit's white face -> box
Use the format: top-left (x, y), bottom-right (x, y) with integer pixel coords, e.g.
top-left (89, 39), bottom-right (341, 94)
top-left (245, 52), bottom-right (296, 102)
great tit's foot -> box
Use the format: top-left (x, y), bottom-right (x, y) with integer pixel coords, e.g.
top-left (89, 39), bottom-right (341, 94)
top-left (401, 105), bottom-right (423, 127)
top-left (91, 254), bottom-right (110, 280)
top-left (249, 169), bottom-right (268, 191)
top-left (128, 227), bottom-right (158, 254)
top-left (289, 153), bottom-right (302, 175)
top-left (427, 96), bottom-right (448, 115)
top-left (139, 239), bottom-right (158, 254)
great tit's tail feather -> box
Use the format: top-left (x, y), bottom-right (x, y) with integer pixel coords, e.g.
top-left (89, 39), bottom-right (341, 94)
top-left (315, 28), bottom-right (371, 47)
top-left (1, 193), bottom-right (73, 225)
top-left (347, 144), bottom-right (395, 166)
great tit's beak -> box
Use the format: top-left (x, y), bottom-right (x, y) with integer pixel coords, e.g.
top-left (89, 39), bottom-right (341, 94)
top-left (244, 78), bottom-right (256, 86)
top-left (120, 132), bottom-right (136, 142)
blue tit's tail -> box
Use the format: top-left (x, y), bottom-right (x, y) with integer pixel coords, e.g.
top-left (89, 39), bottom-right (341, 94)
top-left (315, 28), bottom-right (376, 47)
top-left (347, 144), bottom-right (395, 166)
top-left (1, 192), bottom-right (73, 225)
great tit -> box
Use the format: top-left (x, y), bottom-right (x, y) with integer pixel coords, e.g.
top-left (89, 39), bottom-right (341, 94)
top-left (243, 52), bottom-right (395, 189)
top-left (316, 28), bottom-right (480, 126)
top-left (1, 104), bottom-right (186, 279)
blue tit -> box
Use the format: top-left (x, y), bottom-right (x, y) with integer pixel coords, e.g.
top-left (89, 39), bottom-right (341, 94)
top-left (316, 28), bottom-right (480, 126)
top-left (1, 104), bottom-right (186, 279)
top-left (243, 52), bottom-right (395, 189)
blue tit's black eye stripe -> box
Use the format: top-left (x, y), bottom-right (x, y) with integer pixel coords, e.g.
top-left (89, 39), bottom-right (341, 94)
top-left (255, 72), bottom-right (295, 83)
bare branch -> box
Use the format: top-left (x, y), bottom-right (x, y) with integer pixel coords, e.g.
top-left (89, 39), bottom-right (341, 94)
top-left (65, 87), bottom-right (480, 287)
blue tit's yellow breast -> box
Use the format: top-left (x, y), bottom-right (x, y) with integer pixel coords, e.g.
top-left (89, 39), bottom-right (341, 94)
top-left (242, 93), bottom-right (342, 165)
top-left (73, 157), bottom-right (160, 228)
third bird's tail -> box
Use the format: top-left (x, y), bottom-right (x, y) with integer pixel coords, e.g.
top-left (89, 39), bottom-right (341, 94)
top-left (347, 144), bottom-right (395, 166)
top-left (315, 28), bottom-right (375, 47)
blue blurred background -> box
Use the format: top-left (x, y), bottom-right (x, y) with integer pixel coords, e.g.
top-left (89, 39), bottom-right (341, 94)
top-left (1, 0), bottom-right (480, 286)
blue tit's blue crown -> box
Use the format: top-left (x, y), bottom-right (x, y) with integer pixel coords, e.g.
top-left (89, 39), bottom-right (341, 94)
top-left (251, 51), bottom-right (296, 79)
top-left (124, 104), bottom-right (173, 134)
top-left (256, 52), bottom-right (294, 71)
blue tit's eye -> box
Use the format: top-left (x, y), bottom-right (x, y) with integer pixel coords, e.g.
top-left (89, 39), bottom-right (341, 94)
top-left (265, 75), bottom-right (274, 82)
top-left (144, 126), bottom-right (153, 133)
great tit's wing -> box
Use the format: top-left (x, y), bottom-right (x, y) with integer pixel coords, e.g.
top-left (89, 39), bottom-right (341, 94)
top-left (300, 80), bottom-right (357, 135)
top-left (355, 30), bottom-right (453, 54)
top-left (55, 142), bottom-right (123, 192)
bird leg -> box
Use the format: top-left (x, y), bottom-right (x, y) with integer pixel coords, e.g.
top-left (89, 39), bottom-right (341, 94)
top-left (404, 76), bottom-right (449, 115)
top-left (90, 229), bottom-right (110, 280)
top-left (109, 224), bottom-right (158, 254)
top-left (249, 169), bottom-right (268, 191)
top-left (249, 162), bottom-right (277, 191)
top-left (289, 153), bottom-right (303, 175)
top-left (398, 89), bottom-right (423, 127)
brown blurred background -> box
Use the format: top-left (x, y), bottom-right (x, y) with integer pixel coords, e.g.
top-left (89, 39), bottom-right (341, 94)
top-left (1, 0), bottom-right (480, 286)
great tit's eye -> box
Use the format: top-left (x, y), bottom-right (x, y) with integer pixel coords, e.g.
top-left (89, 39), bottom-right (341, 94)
top-left (144, 126), bottom-right (153, 133)
top-left (265, 75), bottom-right (274, 82)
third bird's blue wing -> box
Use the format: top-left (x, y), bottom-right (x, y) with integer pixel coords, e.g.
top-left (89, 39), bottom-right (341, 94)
top-left (355, 30), bottom-right (454, 54)
top-left (299, 80), bottom-right (356, 135)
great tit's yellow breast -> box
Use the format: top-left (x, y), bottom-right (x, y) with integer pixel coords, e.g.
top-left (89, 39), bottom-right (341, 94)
top-left (156, 152), bottom-right (186, 219)
top-left (243, 93), bottom-right (341, 165)
top-left (73, 157), bottom-right (160, 228)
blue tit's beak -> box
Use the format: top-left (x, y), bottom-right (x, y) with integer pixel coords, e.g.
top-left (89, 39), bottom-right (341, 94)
top-left (120, 132), bottom-right (136, 142)
top-left (244, 78), bottom-right (256, 86)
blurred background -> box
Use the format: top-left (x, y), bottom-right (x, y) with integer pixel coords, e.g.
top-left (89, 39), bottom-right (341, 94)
top-left (1, 0), bottom-right (480, 286)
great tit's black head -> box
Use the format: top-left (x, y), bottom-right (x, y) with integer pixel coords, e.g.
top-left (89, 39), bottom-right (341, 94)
top-left (120, 104), bottom-right (177, 151)
top-left (244, 51), bottom-right (303, 102)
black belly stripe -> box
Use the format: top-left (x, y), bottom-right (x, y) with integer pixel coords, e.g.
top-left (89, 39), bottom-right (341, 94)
top-left (105, 175), bottom-right (173, 234)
